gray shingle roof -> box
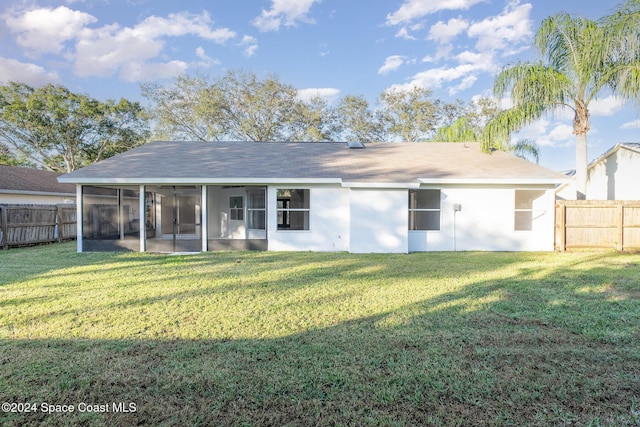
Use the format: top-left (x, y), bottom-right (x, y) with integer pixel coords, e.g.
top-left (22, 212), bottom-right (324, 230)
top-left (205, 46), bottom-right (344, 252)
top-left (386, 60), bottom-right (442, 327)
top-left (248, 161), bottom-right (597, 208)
top-left (0, 165), bottom-right (76, 194)
top-left (621, 142), bottom-right (640, 151)
top-left (59, 141), bottom-right (568, 185)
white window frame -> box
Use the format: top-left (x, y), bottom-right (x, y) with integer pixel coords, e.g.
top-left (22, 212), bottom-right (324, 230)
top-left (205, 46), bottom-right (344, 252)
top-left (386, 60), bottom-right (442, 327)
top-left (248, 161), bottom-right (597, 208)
top-left (514, 189), bottom-right (545, 231)
top-left (247, 189), bottom-right (266, 230)
top-left (276, 189), bottom-right (310, 231)
top-left (229, 196), bottom-right (244, 221)
top-left (408, 189), bottom-right (441, 231)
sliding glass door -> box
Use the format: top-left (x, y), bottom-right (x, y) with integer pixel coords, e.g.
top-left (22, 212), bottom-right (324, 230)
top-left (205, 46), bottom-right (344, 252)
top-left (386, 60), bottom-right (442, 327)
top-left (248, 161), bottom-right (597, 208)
top-left (145, 186), bottom-right (201, 252)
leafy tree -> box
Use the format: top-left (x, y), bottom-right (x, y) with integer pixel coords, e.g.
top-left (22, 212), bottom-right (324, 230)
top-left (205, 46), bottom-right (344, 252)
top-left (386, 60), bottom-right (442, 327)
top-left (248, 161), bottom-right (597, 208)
top-left (215, 70), bottom-right (299, 141)
top-left (336, 95), bottom-right (384, 142)
top-left (378, 87), bottom-right (443, 142)
top-left (434, 117), bottom-right (478, 143)
top-left (144, 70), bottom-right (340, 142)
top-left (0, 82), bottom-right (149, 172)
top-left (484, 1), bottom-right (640, 199)
top-left (141, 75), bottom-right (224, 141)
top-left (1, 143), bottom-right (19, 166)
top-left (288, 95), bottom-right (342, 142)
top-left (435, 98), bottom-right (540, 162)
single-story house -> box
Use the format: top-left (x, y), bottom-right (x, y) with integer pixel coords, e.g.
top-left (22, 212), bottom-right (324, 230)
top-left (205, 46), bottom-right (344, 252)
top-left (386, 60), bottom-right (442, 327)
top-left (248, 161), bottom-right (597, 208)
top-left (0, 164), bottom-right (76, 205)
top-left (556, 142), bottom-right (640, 200)
top-left (58, 141), bottom-right (569, 253)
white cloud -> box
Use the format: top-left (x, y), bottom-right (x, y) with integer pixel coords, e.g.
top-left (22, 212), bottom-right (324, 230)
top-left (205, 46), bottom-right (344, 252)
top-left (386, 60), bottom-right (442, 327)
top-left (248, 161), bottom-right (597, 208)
top-left (395, 27), bottom-right (416, 40)
top-left (74, 23), bottom-right (164, 77)
top-left (239, 35), bottom-right (259, 57)
top-left (194, 47), bottom-right (220, 67)
top-left (467, 2), bottom-right (532, 54)
top-left (455, 75), bottom-right (477, 93)
top-left (4, 6), bottom-right (239, 82)
top-left (119, 60), bottom-right (188, 82)
top-left (548, 124), bottom-right (575, 141)
top-left (394, 48), bottom-right (496, 93)
top-left (517, 120), bottom-right (574, 147)
top-left (589, 96), bottom-right (626, 116)
top-left (297, 87), bottom-right (341, 103)
top-left (391, 64), bottom-right (474, 91)
top-left (0, 57), bottom-right (59, 86)
top-left (4, 5), bottom-right (96, 55)
top-left (253, 0), bottom-right (321, 32)
top-left (434, 44), bottom-right (454, 60)
top-left (378, 55), bottom-right (407, 75)
top-left (386, 0), bottom-right (484, 26)
top-left (622, 120), bottom-right (640, 129)
top-left (73, 11), bottom-right (235, 80)
top-left (427, 18), bottom-right (468, 44)
top-left (389, 2), bottom-right (534, 96)
top-left (318, 44), bottom-right (330, 57)
top-left (455, 50), bottom-right (495, 70)
top-left (132, 12), bottom-right (236, 43)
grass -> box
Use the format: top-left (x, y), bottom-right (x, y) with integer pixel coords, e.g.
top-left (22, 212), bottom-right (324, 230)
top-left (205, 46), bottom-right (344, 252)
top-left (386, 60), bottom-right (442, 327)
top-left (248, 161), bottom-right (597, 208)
top-left (0, 243), bottom-right (639, 426)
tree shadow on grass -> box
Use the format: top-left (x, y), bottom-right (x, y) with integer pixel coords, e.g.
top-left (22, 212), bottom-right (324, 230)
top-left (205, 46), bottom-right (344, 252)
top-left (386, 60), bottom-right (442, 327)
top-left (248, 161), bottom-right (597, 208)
top-left (1, 245), bottom-right (549, 333)
top-left (1, 255), bottom-right (639, 426)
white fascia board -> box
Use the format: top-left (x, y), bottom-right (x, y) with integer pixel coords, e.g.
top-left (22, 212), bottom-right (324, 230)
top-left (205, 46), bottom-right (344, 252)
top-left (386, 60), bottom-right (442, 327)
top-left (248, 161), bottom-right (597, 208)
top-left (417, 178), bottom-right (572, 185)
top-left (57, 177), bottom-right (343, 185)
top-left (342, 182), bottom-right (421, 189)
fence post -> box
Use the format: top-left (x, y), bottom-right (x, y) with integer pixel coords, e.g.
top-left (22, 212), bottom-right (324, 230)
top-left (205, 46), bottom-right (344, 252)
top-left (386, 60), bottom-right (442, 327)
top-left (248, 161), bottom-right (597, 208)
top-left (617, 204), bottom-right (624, 252)
top-left (559, 202), bottom-right (566, 252)
top-left (56, 205), bottom-right (62, 243)
top-left (1, 205), bottom-right (7, 250)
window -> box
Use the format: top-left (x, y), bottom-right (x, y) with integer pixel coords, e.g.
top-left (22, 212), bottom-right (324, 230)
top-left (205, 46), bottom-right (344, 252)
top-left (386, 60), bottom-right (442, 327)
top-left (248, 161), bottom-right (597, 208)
top-left (229, 196), bottom-right (244, 221)
top-left (247, 189), bottom-right (266, 230)
top-left (409, 189), bottom-right (441, 231)
top-left (277, 189), bottom-right (310, 230)
top-left (514, 190), bottom-right (545, 231)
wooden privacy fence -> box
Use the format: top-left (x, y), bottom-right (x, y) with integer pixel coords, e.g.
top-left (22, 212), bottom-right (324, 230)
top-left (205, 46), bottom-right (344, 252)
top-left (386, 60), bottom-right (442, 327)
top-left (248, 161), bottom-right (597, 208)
top-left (555, 200), bottom-right (640, 251)
top-left (0, 204), bottom-right (77, 249)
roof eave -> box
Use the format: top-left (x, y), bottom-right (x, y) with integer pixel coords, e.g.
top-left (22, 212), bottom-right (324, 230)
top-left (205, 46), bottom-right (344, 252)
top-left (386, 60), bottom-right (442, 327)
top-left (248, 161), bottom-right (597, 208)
top-left (57, 177), bottom-right (343, 185)
top-left (341, 182), bottom-right (421, 189)
top-left (418, 178), bottom-right (571, 185)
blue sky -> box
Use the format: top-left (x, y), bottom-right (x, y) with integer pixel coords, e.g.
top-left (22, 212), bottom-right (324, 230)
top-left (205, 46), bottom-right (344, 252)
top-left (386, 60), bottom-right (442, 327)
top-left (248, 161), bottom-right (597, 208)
top-left (0, 0), bottom-right (637, 172)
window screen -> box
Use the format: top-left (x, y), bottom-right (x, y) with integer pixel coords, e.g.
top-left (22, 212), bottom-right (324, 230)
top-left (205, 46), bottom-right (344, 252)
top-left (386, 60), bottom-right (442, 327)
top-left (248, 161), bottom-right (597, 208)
top-left (514, 190), bottom-right (545, 231)
top-left (277, 189), bottom-right (310, 230)
top-left (409, 189), bottom-right (441, 231)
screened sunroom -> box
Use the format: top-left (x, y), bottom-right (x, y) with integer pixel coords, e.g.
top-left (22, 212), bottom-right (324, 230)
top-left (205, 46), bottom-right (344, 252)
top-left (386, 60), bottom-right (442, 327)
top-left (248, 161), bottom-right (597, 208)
top-left (79, 184), bottom-right (267, 253)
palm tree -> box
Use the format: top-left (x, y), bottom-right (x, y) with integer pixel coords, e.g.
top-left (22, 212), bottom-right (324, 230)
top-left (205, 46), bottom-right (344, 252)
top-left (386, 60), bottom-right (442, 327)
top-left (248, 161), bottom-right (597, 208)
top-left (434, 99), bottom-right (540, 163)
top-left (483, 1), bottom-right (640, 199)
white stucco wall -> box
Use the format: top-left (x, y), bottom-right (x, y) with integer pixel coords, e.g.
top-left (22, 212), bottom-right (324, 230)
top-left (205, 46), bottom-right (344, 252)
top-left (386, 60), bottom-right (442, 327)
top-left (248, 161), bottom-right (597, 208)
top-left (266, 185), bottom-right (555, 253)
top-left (587, 148), bottom-right (640, 200)
top-left (267, 186), bottom-right (350, 251)
top-left (349, 188), bottom-right (408, 253)
top-left (408, 186), bottom-right (556, 252)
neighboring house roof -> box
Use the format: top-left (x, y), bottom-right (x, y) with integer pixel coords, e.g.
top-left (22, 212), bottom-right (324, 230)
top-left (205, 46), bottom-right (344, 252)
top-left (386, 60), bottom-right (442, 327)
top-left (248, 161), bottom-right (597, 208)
top-left (588, 142), bottom-right (640, 170)
top-left (59, 141), bottom-right (569, 186)
top-left (558, 143), bottom-right (640, 178)
top-left (0, 165), bottom-right (76, 196)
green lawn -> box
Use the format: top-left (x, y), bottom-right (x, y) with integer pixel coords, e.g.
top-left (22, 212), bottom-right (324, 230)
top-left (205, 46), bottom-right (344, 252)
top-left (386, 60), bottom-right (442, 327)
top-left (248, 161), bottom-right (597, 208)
top-left (1, 243), bottom-right (639, 426)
